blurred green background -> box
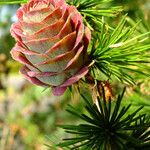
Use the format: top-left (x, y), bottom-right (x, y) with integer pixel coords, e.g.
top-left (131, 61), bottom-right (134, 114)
top-left (0, 0), bottom-right (150, 150)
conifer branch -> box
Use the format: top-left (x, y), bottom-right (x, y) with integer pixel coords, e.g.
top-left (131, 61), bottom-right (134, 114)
top-left (57, 88), bottom-right (150, 149)
top-left (89, 16), bottom-right (150, 84)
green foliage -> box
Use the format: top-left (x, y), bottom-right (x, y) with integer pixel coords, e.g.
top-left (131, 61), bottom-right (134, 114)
top-left (58, 88), bottom-right (150, 150)
top-left (67, 0), bottom-right (122, 30)
top-left (0, 0), bottom-right (27, 4)
top-left (67, 0), bottom-right (122, 17)
top-left (89, 15), bottom-right (150, 84)
top-left (126, 115), bottom-right (150, 149)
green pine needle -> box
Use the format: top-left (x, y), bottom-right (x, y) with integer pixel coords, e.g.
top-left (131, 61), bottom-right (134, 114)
top-left (0, 0), bottom-right (27, 4)
top-left (89, 15), bottom-right (150, 84)
top-left (67, 0), bottom-right (122, 30)
top-left (58, 88), bottom-right (150, 149)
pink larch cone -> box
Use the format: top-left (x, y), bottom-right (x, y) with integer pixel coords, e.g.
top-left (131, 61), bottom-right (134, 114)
top-left (10, 0), bottom-right (91, 96)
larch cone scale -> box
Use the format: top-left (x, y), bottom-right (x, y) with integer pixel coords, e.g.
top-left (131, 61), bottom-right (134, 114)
top-left (10, 0), bottom-right (91, 96)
